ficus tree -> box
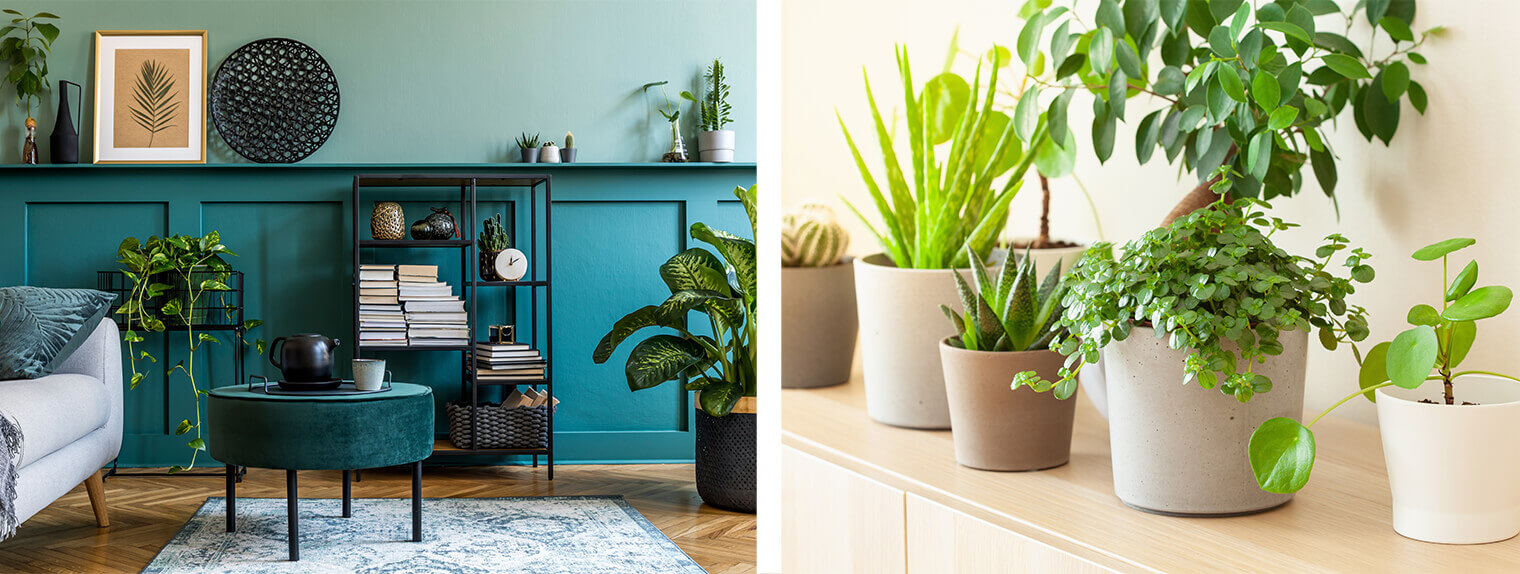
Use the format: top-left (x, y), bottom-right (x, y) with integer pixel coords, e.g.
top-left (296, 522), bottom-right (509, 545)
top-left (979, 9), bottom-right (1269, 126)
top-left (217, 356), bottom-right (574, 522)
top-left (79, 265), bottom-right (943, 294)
top-left (1009, 0), bottom-right (1438, 224)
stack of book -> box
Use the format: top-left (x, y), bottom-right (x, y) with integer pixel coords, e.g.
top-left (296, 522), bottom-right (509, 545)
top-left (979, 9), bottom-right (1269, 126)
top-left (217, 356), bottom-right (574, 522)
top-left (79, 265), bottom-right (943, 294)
top-left (399, 265), bottom-right (469, 347)
top-left (474, 341), bottom-right (547, 382)
top-left (359, 264), bottom-right (407, 346)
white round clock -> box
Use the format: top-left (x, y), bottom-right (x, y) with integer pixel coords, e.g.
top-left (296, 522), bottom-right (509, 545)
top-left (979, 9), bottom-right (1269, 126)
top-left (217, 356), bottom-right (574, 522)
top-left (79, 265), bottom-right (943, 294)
top-left (495, 248), bottom-right (528, 281)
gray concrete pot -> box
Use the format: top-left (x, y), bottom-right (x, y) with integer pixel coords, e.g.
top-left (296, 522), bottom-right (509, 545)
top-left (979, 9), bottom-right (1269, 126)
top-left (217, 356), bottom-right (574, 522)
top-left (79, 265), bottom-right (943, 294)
top-left (1105, 326), bottom-right (1307, 516)
top-left (781, 259), bottom-right (857, 388)
top-left (940, 341), bottom-right (1076, 471)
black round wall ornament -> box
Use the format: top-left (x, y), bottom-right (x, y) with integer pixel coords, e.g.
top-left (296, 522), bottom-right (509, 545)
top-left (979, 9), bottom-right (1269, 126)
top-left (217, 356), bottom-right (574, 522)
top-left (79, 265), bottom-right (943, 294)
top-left (209, 38), bottom-right (340, 163)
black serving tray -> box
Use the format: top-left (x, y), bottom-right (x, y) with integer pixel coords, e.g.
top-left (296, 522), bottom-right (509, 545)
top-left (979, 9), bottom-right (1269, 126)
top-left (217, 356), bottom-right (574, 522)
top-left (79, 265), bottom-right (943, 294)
top-left (247, 375), bottom-right (393, 396)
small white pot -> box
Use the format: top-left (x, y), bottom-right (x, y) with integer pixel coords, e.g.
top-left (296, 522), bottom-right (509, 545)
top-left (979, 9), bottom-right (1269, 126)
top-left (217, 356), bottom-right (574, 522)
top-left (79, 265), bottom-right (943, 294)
top-left (540, 144), bottom-right (561, 163)
top-left (1377, 375), bottom-right (1520, 544)
top-left (697, 129), bottom-right (735, 162)
top-left (854, 253), bottom-right (1000, 429)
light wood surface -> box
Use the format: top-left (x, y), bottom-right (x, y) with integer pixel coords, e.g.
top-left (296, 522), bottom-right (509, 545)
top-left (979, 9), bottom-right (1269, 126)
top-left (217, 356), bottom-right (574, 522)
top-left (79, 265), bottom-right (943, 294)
top-left (0, 464), bottom-right (754, 573)
top-left (782, 447), bottom-right (907, 574)
top-left (82, 470), bottom-right (108, 528)
top-left (783, 377), bottom-right (1520, 573)
top-left (906, 493), bottom-right (1112, 574)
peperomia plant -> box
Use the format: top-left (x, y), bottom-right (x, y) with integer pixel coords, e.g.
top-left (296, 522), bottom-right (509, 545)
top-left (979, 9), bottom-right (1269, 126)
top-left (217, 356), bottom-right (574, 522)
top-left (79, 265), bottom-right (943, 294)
top-left (1014, 198), bottom-right (1372, 401)
top-left (1249, 238), bottom-right (1516, 494)
top-left (840, 46), bottom-right (1040, 270)
top-left (1007, 0), bottom-right (1438, 221)
top-left (941, 247), bottom-right (1068, 359)
top-left (116, 232), bottom-right (265, 473)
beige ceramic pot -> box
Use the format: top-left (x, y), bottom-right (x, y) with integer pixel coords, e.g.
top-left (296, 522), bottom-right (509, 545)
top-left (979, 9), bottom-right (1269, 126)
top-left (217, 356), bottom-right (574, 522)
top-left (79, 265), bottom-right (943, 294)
top-left (781, 258), bottom-right (857, 388)
top-left (939, 340), bottom-right (1077, 471)
top-left (1105, 326), bottom-right (1307, 516)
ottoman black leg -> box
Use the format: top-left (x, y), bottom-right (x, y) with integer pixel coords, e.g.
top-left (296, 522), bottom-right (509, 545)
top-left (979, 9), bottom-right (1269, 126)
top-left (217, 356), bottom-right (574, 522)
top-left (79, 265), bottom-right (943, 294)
top-left (225, 464), bottom-right (236, 533)
top-left (287, 469), bottom-right (299, 561)
top-left (411, 461), bottom-right (422, 542)
top-left (342, 470), bottom-right (352, 518)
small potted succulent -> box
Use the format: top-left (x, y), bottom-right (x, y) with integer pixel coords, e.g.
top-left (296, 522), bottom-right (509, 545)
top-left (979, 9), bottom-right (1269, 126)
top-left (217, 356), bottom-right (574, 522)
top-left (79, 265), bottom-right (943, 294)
top-left (1015, 198), bottom-right (1372, 515)
top-left (683, 58), bottom-right (734, 162)
top-left (1249, 238), bottom-right (1519, 544)
top-left (561, 131), bottom-right (577, 163)
top-left (478, 214), bottom-right (510, 281)
top-left (780, 203), bottom-right (855, 389)
top-left (515, 132), bottom-right (540, 163)
top-left (940, 247), bottom-right (1075, 471)
top-left (540, 140), bottom-right (561, 163)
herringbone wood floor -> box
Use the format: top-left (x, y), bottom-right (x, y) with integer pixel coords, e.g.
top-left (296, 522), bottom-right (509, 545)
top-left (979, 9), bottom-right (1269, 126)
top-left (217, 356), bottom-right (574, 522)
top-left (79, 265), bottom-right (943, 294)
top-left (0, 464), bottom-right (755, 573)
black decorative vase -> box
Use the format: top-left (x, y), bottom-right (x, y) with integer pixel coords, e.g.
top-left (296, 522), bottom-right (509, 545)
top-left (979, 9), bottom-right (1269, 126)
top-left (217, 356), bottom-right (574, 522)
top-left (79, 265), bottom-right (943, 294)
top-left (49, 80), bottom-right (80, 164)
top-left (694, 410), bottom-right (757, 513)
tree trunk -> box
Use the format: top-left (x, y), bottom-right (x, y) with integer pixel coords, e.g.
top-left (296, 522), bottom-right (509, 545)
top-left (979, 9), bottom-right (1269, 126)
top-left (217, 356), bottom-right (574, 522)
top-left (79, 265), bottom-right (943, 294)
top-left (1035, 174), bottom-right (1051, 249)
top-left (1160, 175), bottom-right (1227, 227)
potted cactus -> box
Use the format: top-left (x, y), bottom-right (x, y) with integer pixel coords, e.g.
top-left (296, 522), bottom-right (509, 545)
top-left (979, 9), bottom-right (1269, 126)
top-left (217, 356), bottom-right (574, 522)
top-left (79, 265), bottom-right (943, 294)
top-left (683, 58), bottom-right (734, 162)
top-left (539, 140), bottom-right (561, 163)
top-left (515, 132), bottom-right (540, 163)
top-left (561, 131), bottom-right (577, 163)
top-left (479, 214), bottom-right (510, 281)
top-left (781, 203), bottom-right (855, 389)
top-left (940, 247), bottom-right (1075, 471)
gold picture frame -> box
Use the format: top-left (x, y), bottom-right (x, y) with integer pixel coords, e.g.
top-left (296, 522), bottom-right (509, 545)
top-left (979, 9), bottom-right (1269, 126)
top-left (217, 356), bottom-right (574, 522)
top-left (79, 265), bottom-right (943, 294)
top-left (92, 30), bottom-right (207, 164)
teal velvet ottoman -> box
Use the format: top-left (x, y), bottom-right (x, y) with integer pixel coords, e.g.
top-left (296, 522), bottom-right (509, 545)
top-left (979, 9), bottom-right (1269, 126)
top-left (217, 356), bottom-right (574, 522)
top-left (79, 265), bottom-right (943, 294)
top-left (208, 382), bottom-right (434, 561)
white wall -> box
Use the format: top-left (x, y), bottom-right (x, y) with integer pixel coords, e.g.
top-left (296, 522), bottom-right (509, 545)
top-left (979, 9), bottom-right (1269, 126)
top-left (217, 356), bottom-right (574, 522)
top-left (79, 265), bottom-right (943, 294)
top-left (783, 0), bottom-right (1519, 423)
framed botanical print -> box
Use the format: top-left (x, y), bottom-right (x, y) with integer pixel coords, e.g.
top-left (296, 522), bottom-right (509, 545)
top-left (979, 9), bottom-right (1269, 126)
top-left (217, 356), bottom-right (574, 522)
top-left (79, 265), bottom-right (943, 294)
top-left (92, 31), bottom-right (206, 164)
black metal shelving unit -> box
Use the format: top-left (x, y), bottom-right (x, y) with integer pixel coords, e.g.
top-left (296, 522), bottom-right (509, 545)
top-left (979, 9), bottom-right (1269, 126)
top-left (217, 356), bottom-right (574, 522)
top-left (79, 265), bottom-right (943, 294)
top-left (351, 174), bottom-right (554, 479)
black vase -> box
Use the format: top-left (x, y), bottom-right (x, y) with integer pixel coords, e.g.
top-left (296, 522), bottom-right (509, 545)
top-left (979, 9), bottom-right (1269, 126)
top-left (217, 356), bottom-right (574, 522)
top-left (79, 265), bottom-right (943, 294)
top-left (694, 410), bottom-right (757, 513)
top-left (50, 80), bottom-right (80, 164)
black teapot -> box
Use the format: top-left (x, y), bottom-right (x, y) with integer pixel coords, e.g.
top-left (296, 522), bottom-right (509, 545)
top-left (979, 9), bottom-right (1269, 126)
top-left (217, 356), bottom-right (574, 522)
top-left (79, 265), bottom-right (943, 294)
top-left (270, 334), bottom-right (341, 388)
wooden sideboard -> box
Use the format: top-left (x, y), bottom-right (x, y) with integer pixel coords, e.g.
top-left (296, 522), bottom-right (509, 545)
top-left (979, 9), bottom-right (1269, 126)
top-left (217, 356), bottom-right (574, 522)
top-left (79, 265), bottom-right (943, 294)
top-left (781, 375), bottom-right (1520, 573)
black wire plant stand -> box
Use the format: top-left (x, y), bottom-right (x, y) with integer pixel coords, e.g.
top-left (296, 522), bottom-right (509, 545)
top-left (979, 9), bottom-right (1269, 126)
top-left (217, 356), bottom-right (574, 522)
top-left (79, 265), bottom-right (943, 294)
top-left (95, 270), bottom-right (250, 481)
top-left (352, 174), bottom-right (555, 479)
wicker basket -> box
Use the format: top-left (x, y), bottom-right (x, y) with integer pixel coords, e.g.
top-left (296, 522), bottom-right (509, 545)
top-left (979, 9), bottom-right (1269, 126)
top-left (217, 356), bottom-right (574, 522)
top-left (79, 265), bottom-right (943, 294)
top-left (445, 401), bottom-right (552, 450)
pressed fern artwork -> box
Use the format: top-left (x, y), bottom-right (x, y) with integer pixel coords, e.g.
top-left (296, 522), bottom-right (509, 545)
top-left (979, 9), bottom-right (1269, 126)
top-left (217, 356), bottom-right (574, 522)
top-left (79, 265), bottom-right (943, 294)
top-left (129, 59), bottom-right (181, 147)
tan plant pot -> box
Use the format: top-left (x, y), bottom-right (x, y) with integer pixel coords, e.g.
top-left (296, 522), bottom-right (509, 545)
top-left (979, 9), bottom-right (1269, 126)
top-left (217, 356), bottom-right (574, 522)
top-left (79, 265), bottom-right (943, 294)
top-left (781, 259), bottom-right (856, 388)
top-left (1105, 326), bottom-right (1307, 516)
top-left (940, 340), bottom-right (1077, 471)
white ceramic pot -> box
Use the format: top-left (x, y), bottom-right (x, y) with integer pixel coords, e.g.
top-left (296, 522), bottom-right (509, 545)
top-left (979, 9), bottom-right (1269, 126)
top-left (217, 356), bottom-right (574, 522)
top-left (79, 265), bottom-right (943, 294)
top-left (854, 253), bottom-right (999, 428)
top-left (1078, 349), bottom-right (1108, 418)
top-left (697, 129), bottom-right (735, 162)
top-left (1105, 326), bottom-right (1307, 515)
top-left (1006, 238), bottom-right (1089, 275)
top-left (781, 259), bottom-right (857, 388)
top-left (1377, 375), bottom-right (1520, 544)
top-left (539, 144), bottom-right (561, 163)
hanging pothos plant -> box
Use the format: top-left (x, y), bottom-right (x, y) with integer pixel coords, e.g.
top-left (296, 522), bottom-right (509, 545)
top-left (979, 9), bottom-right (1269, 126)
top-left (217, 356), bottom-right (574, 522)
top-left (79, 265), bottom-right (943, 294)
top-left (116, 232), bottom-right (265, 473)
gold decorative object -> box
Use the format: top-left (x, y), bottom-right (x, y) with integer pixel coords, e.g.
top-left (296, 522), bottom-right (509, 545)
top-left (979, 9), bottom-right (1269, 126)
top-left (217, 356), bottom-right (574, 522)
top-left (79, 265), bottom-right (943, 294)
top-left (489, 325), bottom-right (514, 344)
top-left (370, 202), bottom-right (405, 240)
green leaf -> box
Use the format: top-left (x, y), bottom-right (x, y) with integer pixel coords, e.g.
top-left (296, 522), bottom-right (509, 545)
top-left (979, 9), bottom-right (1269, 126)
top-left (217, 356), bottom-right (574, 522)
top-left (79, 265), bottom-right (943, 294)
top-left (593, 305), bottom-right (680, 363)
top-left (1310, 148), bottom-right (1336, 196)
top-left (923, 73), bottom-right (971, 144)
top-left (1312, 32), bottom-right (1363, 59)
top-left (1443, 286), bottom-right (1513, 322)
top-left (1048, 88), bottom-right (1075, 147)
top-left (1115, 39), bottom-right (1142, 79)
top-left (1247, 131), bottom-right (1272, 179)
top-left (1217, 66), bottom-right (1246, 102)
top-left (1160, 0), bottom-right (1186, 30)
top-left (1411, 237), bottom-right (1475, 260)
top-left (1208, 24), bottom-right (1235, 58)
top-left (691, 222), bottom-right (757, 298)
top-left (198, 333), bottom-right (220, 344)
top-left (1322, 54), bottom-right (1371, 80)
top-left (1448, 321), bottom-right (1477, 368)
top-left (1366, 0), bottom-right (1391, 25)
top-left (1406, 304), bottom-right (1440, 326)
top-left (1017, 12), bottom-right (1047, 66)
top-left (659, 247), bottom-right (729, 293)
top-left (1379, 16), bottom-right (1414, 42)
top-left (175, 420), bottom-right (193, 436)
top-left (1251, 71), bottom-right (1280, 110)
top-left (1154, 65), bottom-right (1185, 95)
top-left (1447, 260), bottom-right (1478, 302)
top-left (1363, 72), bottom-right (1400, 144)
top-left (624, 334), bottom-right (706, 391)
top-left (1135, 109), bottom-right (1164, 164)
top-left (33, 22), bottom-right (57, 45)
top-left (698, 383), bottom-right (744, 417)
top-left (1089, 27), bottom-right (1115, 74)
top-left (1380, 61), bottom-right (1410, 104)
top-left (1014, 85), bottom-right (1040, 142)
top-left (1267, 105), bottom-right (1298, 130)
top-left (187, 438), bottom-right (207, 451)
top-left (1408, 81), bottom-right (1427, 114)
top-left (1256, 21), bottom-right (1312, 44)
top-left (1358, 341), bottom-right (1391, 402)
top-left (1096, 0), bottom-right (1126, 33)
top-left (1387, 326), bottom-right (1438, 389)
top-left (1248, 417), bottom-right (1316, 494)
top-left (167, 465), bottom-right (186, 474)
top-left (1093, 113), bottom-right (1117, 163)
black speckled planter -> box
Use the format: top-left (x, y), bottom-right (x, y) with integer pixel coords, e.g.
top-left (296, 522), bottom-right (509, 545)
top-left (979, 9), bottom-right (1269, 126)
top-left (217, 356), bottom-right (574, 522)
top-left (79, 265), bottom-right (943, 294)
top-left (695, 410), bottom-right (756, 513)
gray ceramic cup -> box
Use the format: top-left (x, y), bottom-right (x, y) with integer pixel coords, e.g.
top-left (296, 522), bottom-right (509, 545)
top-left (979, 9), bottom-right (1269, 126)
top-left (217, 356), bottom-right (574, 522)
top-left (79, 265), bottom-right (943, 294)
top-left (352, 359), bottom-right (390, 391)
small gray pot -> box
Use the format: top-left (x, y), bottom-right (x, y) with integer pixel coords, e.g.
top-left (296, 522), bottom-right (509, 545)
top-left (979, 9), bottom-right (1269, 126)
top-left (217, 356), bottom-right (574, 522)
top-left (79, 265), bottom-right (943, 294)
top-left (561, 148), bottom-right (577, 163)
top-left (1105, 326), bottom-right (1307, 516)
top-left (781, 259), bottom-right (856, 388)
top-left (520, 147), bottom-right (540, 163)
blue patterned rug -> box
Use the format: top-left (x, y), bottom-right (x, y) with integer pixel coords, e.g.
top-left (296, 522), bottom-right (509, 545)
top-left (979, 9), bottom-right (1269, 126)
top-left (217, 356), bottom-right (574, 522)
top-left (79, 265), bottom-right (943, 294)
top-left (143, 496), bottom-right (707, 573)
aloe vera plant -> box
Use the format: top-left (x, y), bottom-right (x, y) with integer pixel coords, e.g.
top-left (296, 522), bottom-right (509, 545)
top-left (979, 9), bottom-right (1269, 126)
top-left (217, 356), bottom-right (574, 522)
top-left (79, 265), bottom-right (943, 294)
top-left (941, 247), bottom-right (1067, 354)
top-left (840, 45), bottom-right (1042, 270)
top-left (592, 185), bottom-right (757, 417)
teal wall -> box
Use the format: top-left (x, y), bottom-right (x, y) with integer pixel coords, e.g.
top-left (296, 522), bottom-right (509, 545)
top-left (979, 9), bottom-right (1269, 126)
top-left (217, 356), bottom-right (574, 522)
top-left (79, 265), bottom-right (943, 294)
top-left (1, 163), bottom-right (755, 466)
top-left (0, 0), bottom-right (757, 164)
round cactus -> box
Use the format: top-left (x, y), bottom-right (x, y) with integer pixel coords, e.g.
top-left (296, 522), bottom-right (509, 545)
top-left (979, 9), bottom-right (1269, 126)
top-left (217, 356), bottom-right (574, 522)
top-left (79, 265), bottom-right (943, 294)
top-left (782, 203), bottom-right (850, 267)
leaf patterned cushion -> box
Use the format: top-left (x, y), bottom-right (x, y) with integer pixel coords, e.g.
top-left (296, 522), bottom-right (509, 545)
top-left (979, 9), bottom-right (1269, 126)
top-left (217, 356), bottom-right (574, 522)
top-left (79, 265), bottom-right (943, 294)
top-left (0, 287), bottom-right (117, 380)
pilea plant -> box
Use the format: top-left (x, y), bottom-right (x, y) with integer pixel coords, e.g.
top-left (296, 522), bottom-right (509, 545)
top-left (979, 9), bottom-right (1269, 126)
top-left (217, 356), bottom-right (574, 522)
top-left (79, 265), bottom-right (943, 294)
top-left (1008, 0), bottom-right (1438, 222)
top-left (683, 58), bottom-right (732, 132)
top-left (841, 45), bottom-right (1040, 270)
top-left (1013, 198), bottom-right (1372, 401)
top-left (116, 232), bottom-right (265, 473)
top-left (942, 247), bottom-right (1067, 356)
top-left (781, 203), bottom-right (849, 268)
top-left (1249, 238), bottom-right (1517, 494)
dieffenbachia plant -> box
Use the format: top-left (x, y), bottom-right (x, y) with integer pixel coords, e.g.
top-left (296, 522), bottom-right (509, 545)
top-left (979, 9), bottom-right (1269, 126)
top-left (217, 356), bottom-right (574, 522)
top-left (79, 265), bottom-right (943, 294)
top-left (1008, 0), bottom-right (1438, 221)
top-left (840, 45), bottom-right (1041, 269)
top-left (593, 185), bottom-right (757, 417)
top-left (941, 247), bottom-right (1069, 364)
top-left (1013, 198), bottom-right (1372, 401)
top-left (1249, 238), bottom-right (1517, 494)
